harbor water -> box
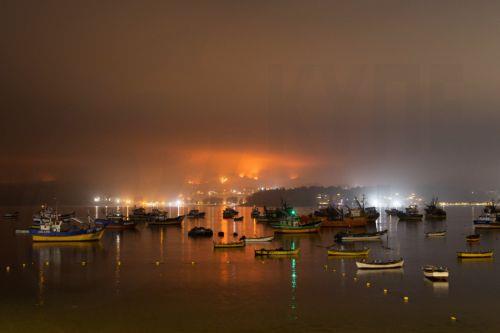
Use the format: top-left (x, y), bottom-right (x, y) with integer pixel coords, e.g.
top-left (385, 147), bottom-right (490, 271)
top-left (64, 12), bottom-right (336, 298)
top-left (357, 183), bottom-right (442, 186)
top-left (0, 206), bottom-right (499, 332)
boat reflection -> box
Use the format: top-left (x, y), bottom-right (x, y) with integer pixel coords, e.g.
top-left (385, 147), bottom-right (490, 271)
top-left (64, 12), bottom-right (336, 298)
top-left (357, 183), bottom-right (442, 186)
top-left (356, 268), bottom-right (405, 276)
top-left (290, 256), bottom-right (298, 320)
top-left (458, 257), bottom-right (494, 263)
top-left (424, 278), bottom-right (449, 294)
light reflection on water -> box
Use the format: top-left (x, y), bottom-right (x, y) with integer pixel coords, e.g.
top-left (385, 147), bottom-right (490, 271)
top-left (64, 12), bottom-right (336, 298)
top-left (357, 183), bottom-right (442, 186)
top-left (0, 206), bottom-right (500, 331)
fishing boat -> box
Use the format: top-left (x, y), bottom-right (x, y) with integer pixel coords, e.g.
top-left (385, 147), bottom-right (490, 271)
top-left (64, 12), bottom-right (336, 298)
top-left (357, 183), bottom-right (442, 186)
top-left (271, 215), bottom-right (321, 234)
top-left (128, 207), bottom-right (151, 221)
top-left (256, 202), bottom-right (296, 223)
top-left (30, 218), bottom-right (104, 242)
top-left (457, 250), bottom-right (493, 258)
top-left (397, 205), bottom-right (423, 221)
top-left (327, 247), bottom-right (370, 256)
top-left (356, 258), bottom-right (404, 270)
top-left (473, 214), bottom-right (500, 229)
top-left (251, 207), bottom-right (260, 218)
top-left (213, 241), bottom-right (245, 248)
top-left (425, 230), bottom-right (446, 237)
top-left (187, 209), bottom-right (206, 218)
top-left (233, 216), bottom-right (244, 222)
top-left (149, 215), bottom-right (185, 226)
top-left (466, 234), bottom-right (480, 242)
top-left (188, 226), bottom-right (213, 237)
top-left (422, 265), bottom-right (449, 281)
top-left (254, 248), bottom-right (300, 256)
top-left (222, 207), bottom-right (239, 219)
top-left (315, 204), bottom-right (369, 227)
top-left (241, 235), bottom-right (274, 243)
top-left (96, 212), bottom-right (137, 229)
top-left (424, 197), bottom-right (447, 219)
top-left (385, 208), bottom-right (401, 216)
top-left (335, 230), bottom-right (388, 242)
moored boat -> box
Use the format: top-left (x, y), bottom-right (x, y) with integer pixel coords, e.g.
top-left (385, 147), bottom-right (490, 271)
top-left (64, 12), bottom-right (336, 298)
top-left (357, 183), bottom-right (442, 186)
top-left (241, 235), bottom-right (274, 243)
top-left (255, 248), bottom-right (300, 256)
top-left (149, 215), bottom-right (185, 226)
top-left (424, 197), bottom-right (447, 219)
top-left (128, 207), bottom-right (151, 221)
top-left (3, 212), bottom-right (19, 219)
top-left (188, 226), bottom-right (213, 237)
top-left (356, 258), bottom-right (404, 270)
top-left (213, 241), bottom-right (245, 248)
top-left (271, 218), bottom-right (321, 234)
top-left (335, 230), bottom-right (388, 242)
top-left (457, 250), bottom-right (493, 258)
top-left (327, 247), bottom-right (370, 256)
top-left (233, 216), bottom-right (244, 222)
top-left (222, 207), bottom-right (239, 219)
top-left (397, 205), bottom-right (423, 221)
top-left (425, 230), bottom-right (446, 237)
top-left (251, 207), bottom-right (260, 218)
top-left (30, 217), bottom-right (104, 242)
top-left (466, 234), bottom-right (480, 242)
top-left (423, 265), bottom-right (449, 281)
top-left (187, 209), bottom-right (206, 219)
top-left (385, 208), bottom-right (401, 216)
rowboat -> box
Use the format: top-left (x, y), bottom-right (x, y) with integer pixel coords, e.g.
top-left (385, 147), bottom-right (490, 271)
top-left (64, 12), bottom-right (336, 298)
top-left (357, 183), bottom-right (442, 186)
top-left (425, 231), bottom-right (446, 237)
top-left (327, 248), bottom-right (370, 256)
top-left (3, 212), bottom-right (19, 219)
top-left (233, 216), bottom-right (244, 222)
top-left (335, 230), bottom-right (388, 242)
top-left (31, 228), bottom-right (105, 242)
top-left (474, 221), bottom-right (500, 229)
top-left (422, 265), bottom-right (449, 281)
top-left (272, 222), bottom-right (321, 234)
top-left (186, 209), bottom-right (206, 218)
top-left (148, 215), bottom-right (185, 226)
top-left (457, 250), bottom-right (493, 258)
top-left (255, 248), bottom-right (300, 256)
top-left (242, 235), bottom-right (274, 243)
top-left (356, 258), bottom-right (404, 270)
top-left (213, 241), bottom-right (245, 248)
top-left (466, 234), bottom-right (480, 242)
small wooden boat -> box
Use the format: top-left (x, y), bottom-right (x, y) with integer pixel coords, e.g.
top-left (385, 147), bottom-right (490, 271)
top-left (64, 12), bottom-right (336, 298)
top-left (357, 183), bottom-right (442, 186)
top-left (425, 231), bottom-right (446, 237)
top-left (422, 265), bottom-right (449, 281)
top-left (241, 235), bottom-right (274, 243)
top-left (327, 248), bottom-right (370, 256)
top-left (255, 248), bottom-right (300, 256)
top-left (222, 207), bottom-right (239, 219)
top-left (233, 216), bottom-right (244, 222)
top-left (188, 226), bottom-right (213, 237)
top-left (466, 234), bottom-right (480, 242)
top-left (474, 221), bottom-right (500, 229)
top-left (3, 212), bottom-right (19, 219)
top-left (271, 219), bottom-right (321, 234)
top-left (356, 258), bottom-right (404, 270)
top-left (457, 250), bottom-right (493, 258)
top-left (213, 241), bottom-right (245, 248)
top-left (31, 228), bottom-right (105, 242)
top-left (148, 215), bottom-right (185, 226)
top-left (397, 205), bottom-right (423, 221)
top-left (335, 230), bottom-right (388, 242)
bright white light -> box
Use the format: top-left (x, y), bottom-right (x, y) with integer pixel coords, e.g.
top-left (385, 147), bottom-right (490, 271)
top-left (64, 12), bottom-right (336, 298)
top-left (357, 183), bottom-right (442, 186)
top-left (94, 196), bottom-right (100, 203)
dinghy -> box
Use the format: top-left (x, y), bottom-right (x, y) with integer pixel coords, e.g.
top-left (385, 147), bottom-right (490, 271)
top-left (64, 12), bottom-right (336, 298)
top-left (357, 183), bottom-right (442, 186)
top-left (356, 258), bottom-right (404, 270)
top-left (241, 235), bottom-right (274, 243)
top-left (423, 265), bottom-right (449, 281)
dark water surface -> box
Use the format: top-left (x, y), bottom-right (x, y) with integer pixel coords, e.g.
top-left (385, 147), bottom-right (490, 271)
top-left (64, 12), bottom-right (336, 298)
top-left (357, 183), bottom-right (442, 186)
top-left (0, 206), bottom-right (499, 332)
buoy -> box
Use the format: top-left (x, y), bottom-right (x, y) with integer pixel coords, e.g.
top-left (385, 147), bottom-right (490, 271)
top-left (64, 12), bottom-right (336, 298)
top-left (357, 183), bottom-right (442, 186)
top-left (117, 261), bottom-right (122, 266)
top-left (6, 266), bottom-right (10, 272)
top-left (22, 263), bottom-right (26, 268)
top-left (155, 261), bottom-right (160, 266)
top-left (45, 261), bottom-right (49, 266)
top-left (81, 261), bottom-right (86, 266)
top-left (323, 264), bottom-right (328, 270)
top-left (226, 261), bottom-right (231, 264)
top-left (332, 269), bottom-right (336, 272)
top-left (383, 289), bottom-right (388, 294)
top-left (232, 232), bottom-right (238, 237)
top-left (366, 282), bottom-right (371, 287)
top-left (217, 231), bottom-right (224, 237)
top-left (353, 277), bottom-right (357, 281)
top-left (450, 316), bottom-right (457, 321)
top-left (191, 261), bottom-right (196, 265)
top-left (403, 296), bottom-right (409, 302)
top-left (342, 272), bottom-right (346, 277)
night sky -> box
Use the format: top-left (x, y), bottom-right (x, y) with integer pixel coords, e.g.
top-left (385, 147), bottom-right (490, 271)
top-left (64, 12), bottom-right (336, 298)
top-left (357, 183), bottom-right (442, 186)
top-left (1, 1), bottom-right (500, 197)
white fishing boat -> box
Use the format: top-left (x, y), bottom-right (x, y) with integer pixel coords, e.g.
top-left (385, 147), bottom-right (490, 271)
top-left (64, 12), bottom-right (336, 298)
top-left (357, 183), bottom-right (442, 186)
top-left (356, 258), bottom-right (404, 270)
top-left (242, 235), bottom-right (274, 243)
top-left (422, 265), bottom-right (449, 281)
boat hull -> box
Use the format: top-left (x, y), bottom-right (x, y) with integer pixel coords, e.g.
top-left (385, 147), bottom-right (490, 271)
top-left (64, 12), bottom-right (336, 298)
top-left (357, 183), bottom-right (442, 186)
top-left (356, 259), bottom-right (404, 270)
top-left (32, 229), bottom-right (105, 242)
top-left (244, 236), bottom-right (274, 243)
top-left (320, 216), bottom-right (368, 228)
top-left (457, 251), bottom-right (493, 258)
top-left (273, 226), bottom-right (320, 234)
top-left (328, 249), bottom-right (370, 256)
top-left (214, 241), bottom-right (245, 248)
top-left (255, 249), bottom-right (300, 256)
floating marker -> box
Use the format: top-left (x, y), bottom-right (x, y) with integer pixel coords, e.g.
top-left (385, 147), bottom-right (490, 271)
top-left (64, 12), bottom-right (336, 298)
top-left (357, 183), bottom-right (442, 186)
top-left (366, 282), bottom-right (371, 287)
top-left (450, 316), bottom-right (457, 321)
top-left (191, 261), bottom-right (196, 265)
top-left (22, 263), bottom-right (26, 268)
top-left (45, 261), bottom-right (49, 266)
top-left (383, 289), bottom-right (388, 294)
top-left (353, 277), bottom-right (357, 281)
top-left (6, 266), bottom-right (10, 272)
top-left (117, 261), bottom-right (122, 266)
top-left (81, 261), bottom-right (87, 266)
top-left (342, 272), bottom-right (346, 277)
top-left (403, 296), bottom-right (409, 302)
top-left (323, 264), bottom-right (328, 270)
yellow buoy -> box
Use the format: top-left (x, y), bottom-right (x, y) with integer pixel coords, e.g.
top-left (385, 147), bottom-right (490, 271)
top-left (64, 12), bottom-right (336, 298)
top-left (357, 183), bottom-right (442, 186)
top-left (383, 289), bottom-right (388, 294)
top-left (45, 261), bottom-right (49, 266)
top-left (353, 277), bottom-right (358, 281)
top-left (366, 282), bottom-right (371, 287)
top-left (450, 316), bottom-right (457, 321)
top-left (22, 263), bottom-right (26, 268)
top-left (403, 296), bottom-right (409, 302)
top-left (226, 261), bottom-right (230, 264)
top-left (81, 261), bottom-right (87, 266)
top-left (191, 261), bottom-right (196, 265)
top-left (155, 261), bottom-right (160, 266)
top-left (117, 261), bottom-right (122, 266)
top-left (6, 266), bottom-right (10, 272)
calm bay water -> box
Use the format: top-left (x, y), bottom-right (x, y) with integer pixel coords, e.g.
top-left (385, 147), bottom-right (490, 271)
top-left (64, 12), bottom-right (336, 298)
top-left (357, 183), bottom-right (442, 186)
top-left (0, 206), bottom-right (499, 332)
